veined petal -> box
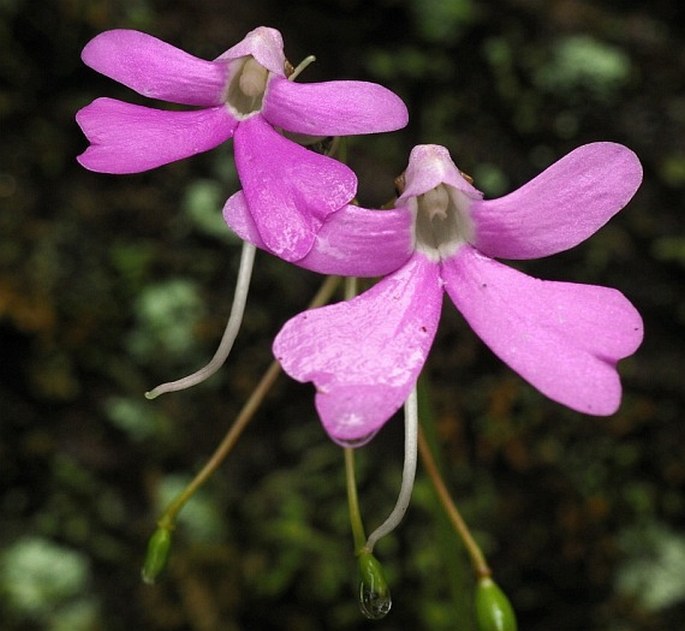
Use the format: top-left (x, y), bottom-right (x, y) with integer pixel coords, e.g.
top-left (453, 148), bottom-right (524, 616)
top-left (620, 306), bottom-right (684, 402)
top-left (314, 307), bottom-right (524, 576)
top-left (82, 30), bottom-right (228, 106)
top-left (224, 193), bottom-right (414, 276)
top-left (215, 26), bottom-right (286, 76)
top-left (273, 253), bottom-right (443, 443)
top-left (471, 142), bottom-right (643, 260)
top-left (263, 76), bottom-right (409, 135)
top-left (442, 246), bottom-right (643, 415)
top-left (234, 115), bottom-right (357, 261)
top-left (76, 98), bottom-right (238, 174)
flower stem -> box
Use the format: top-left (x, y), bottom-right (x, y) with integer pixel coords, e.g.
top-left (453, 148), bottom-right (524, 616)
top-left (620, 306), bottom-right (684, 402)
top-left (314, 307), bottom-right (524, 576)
top-left (145, 241), bottom-right (257, 399)
top-left (417, 424), bottom-right (491, 579)
top-left (342, 276), bottom-right (368, 554)
top-left (156, 275), bottom-right (341, 531)
top-left (365, 386), bottom-right (419, 552)
top-left (157, 359), bottom-right (280, 530)
top-left (344, 447), bottom-right (367, 554)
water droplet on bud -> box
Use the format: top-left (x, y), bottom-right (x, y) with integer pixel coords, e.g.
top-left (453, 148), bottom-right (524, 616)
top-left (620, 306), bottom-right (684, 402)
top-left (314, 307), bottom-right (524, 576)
top-left (359, 581), bottom-right (392, 619)
top-left (357, 552), bottom-right (392, 619)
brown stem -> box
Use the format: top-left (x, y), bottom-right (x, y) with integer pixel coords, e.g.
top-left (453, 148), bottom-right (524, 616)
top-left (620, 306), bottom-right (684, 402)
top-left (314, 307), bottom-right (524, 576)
top-left (158, 275), bottom-right (341, 529)
top-left (417, 426), bottom-right (491, 579)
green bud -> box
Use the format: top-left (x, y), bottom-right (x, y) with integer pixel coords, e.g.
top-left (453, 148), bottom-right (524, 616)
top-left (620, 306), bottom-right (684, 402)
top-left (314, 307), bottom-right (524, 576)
top-left (141, 527), bottom-right (172, 584)
top-left (357, 551), bottom-right (392, 620)
top-left (475, 577), bottom-right (518, 631)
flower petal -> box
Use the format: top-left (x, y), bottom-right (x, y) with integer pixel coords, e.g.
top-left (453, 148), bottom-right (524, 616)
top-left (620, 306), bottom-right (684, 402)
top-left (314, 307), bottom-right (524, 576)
top-left (397, 144), bottom-right (483, 201)
top-left (76, 98), bottom-right (238, 174)
top-left (82, 30), bottom-right (228, 106)
top-left (471, 142), bottom-right (643, 260)
top-left (233, 115), bottom-right (357, 261)
top-left (224, 192), bottom-right (414, 276)
top-left (442, 245), bottom-right (643, 415)
top-left (273, 254), bottom-right (443, 443)
top-left (297, 204), bottom-right (415, 275)
top-left (262, 76), bottom-right (408, 136)
top-left (215, 26), bottom-right (286, 76)
top-left (223, 191), bottom-right (265, 246)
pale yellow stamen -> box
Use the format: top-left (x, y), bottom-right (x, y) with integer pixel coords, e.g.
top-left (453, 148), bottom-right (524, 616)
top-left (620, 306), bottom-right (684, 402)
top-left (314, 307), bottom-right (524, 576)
top-left (413, 183), bottom-right (475, 261)
top-left (419, 185), bottom-right (450, 221)
top-left (238, 57), bottom-right (269, 98)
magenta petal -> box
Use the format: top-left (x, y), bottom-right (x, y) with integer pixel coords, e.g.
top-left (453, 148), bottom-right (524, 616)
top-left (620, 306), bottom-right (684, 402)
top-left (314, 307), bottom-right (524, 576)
top-left (223, 191), bottom-right (266, 247)
top-left (297, 204), bottom-right (414, 275)
top-left (234, 115), bottom-right (357, 261)
top-left (442, 246), bottom-right (643, 415)
top-left (263, 76), bottom-right (408, 136)
top-left (215, 26), bottom-right (286, 76)
top-left (82, 30), bottom-right (228, 106)
top-left (471, 142), bottom-right (643, 260)
top-left (274, 254), bottom-right (443, 443)
top-left (76, 98), bottom-right (237, 174)
top-left (225, 194), bottom-right (414, 275)
top-left (397, 144), bottom-right (483, 201)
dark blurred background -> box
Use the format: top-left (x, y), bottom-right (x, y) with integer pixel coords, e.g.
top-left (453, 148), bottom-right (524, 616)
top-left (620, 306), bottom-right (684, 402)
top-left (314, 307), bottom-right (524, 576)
top-left (1, 1), bottom-right (683, 629)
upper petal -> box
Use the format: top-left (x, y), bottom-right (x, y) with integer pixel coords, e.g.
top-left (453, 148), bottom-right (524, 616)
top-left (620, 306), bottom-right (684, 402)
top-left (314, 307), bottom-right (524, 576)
top-left (442, 245), bottom-right (643, 415)
top-left (273, 253), bottom-right (443, 443)
top-left (262, 76), bottom-right (409, 135)
top-left (397, 144), bottom-right (483, 203)
top-left (224, 192), bottom-right (414, 276)
top-left (233, 115), bottom-right (357, 261)
top-left (81, 30), bottom-right (228, 106)
top-left (214, 26), bottom-right (286, 76)
top-left (76, 98), bottom-right (238, 174)
top-left (471, 142), bottom-right (643, 260)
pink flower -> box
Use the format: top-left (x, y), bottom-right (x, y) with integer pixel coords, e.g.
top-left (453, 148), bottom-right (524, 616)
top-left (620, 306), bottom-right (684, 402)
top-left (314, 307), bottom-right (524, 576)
top-left (227, 143), bottom-right (644, 444)
top-left (75, 27), bottom-right (408, 260)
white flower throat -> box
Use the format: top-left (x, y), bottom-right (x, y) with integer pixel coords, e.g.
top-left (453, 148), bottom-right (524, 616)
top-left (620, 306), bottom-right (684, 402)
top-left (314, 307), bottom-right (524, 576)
top-left (226, 56), bottom-right (269, 116)
top-left (413, 184), bottom-right (474, 261)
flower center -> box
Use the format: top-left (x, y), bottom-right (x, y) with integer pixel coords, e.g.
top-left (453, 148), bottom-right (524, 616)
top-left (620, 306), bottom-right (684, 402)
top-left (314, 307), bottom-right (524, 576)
top-left (413, 184), bottom-right (474, 261)
top-left (225, 56), bottom-right (269, 117)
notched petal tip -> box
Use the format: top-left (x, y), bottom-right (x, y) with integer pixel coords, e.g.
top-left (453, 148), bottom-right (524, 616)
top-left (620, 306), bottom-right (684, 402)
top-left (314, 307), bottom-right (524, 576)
top-left (75, 98), bottom-right (237, 174)
top-left (442, 246), bottom-right (643, 417)
top-left (273, 255), bottom-right (443, 443)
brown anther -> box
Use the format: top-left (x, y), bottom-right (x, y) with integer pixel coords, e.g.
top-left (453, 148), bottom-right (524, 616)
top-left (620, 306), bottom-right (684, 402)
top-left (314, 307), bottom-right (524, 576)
top-left (284, 60), bottom-right (295, 77)
top-left (394, 173), bottom-right (406, 196)
top-left (460, 170), bottom-right (474, 184)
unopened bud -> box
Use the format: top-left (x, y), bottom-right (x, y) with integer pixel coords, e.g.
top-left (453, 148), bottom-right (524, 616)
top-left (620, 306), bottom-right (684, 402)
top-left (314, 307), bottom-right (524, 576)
top-left (357, 551), bottom-right (392, 620)
top-left (475, 577), bottom-right (517, 631)
top-left (141, 526), bottom-right (172, 585)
